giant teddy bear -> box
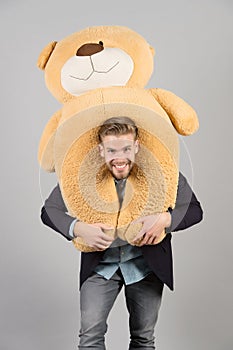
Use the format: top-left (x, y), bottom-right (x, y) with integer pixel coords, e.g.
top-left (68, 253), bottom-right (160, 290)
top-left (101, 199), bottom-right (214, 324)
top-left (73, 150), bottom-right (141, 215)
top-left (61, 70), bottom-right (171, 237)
top-left (37, 25), bottom-right (199, 252)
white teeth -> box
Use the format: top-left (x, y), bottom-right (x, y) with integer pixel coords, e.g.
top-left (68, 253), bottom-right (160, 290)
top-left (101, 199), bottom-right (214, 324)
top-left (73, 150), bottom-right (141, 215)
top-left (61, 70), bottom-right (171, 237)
top-left (115, 164), bottom-right (126, 169)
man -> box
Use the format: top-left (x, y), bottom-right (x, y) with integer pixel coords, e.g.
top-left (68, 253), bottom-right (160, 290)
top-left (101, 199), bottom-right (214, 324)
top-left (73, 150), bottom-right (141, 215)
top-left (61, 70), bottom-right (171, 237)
top-left (41, 117), bottom-right (203, 349)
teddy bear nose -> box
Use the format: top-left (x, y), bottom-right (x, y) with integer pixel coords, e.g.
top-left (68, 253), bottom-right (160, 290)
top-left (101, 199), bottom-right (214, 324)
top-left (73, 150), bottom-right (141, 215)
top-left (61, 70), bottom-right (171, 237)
top-left (76, 43), bottom-right (104, 56)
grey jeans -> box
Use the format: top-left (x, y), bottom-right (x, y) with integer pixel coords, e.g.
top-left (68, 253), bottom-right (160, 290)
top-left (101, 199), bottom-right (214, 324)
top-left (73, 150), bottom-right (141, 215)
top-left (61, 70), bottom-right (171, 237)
top-left (78, 269), bottom-right (164, 350)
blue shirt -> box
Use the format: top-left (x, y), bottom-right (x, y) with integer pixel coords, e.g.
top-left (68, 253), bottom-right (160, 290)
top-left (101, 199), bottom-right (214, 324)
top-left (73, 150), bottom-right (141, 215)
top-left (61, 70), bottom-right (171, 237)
top-left (94, 238), bottom-right (152, 285)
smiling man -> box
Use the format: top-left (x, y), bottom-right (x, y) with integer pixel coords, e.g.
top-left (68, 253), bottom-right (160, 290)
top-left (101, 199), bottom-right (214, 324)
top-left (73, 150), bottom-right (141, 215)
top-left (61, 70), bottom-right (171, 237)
top-left (98, 117), bottom-right (139, 179)
top-left (41, 117), bottom-right (203, 349)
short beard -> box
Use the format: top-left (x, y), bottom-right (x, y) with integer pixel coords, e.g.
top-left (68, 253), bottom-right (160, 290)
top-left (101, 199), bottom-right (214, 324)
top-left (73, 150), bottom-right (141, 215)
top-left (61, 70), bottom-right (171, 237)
top-left (108, 160), bottom-right (134, 179)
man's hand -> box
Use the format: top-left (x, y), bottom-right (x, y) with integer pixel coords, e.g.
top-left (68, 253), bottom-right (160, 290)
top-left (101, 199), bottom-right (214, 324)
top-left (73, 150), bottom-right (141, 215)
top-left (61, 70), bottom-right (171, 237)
top-left (73, 221), bottom-right (114, 250)
top-left (132, 213), bottom-right (171, 246)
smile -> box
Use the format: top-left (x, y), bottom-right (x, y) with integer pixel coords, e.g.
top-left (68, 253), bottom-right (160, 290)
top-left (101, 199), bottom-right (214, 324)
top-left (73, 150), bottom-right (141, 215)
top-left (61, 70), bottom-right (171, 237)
top-left (112, 162), bottom-right (130, 171)
top-left (114, 164), bottom-right (127, 169)
top-left (70, 57), bottom-right (120, 81)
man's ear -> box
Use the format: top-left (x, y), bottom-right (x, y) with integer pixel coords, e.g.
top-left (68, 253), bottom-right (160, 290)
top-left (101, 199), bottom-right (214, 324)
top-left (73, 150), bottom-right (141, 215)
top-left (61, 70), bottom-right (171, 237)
top-left (135, 140), bottom-right (139, 154)
top-left (98, 144), bottom-right (104, 158)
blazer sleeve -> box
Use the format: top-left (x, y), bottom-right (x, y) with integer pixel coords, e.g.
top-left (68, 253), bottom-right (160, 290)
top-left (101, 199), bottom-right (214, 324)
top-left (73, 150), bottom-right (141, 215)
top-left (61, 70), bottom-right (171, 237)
top-left (165, 172), bottom-right (203, 233)
top-left (40, 184), bottom-right (76, 241)
top-left (40, 173), bottom-right (203, 240)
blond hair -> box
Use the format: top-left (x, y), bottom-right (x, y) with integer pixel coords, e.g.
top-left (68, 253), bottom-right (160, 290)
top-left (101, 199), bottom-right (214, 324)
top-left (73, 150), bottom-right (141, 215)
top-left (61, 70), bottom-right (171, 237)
top-left (98, 117), bottom-right (138, 142)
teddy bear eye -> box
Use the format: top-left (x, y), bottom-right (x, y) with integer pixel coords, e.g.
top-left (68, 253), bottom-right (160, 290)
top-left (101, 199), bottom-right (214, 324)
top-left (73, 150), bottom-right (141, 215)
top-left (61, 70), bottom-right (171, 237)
top-left (99, 41), bottom-right (104, 46)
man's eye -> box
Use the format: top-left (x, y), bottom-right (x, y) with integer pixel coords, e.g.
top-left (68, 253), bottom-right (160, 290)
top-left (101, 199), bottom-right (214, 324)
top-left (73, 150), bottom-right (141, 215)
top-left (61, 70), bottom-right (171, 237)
top-left (108, 149), bottom-right (116, 153)
top-left (124, 147), bottom-right (131, 152)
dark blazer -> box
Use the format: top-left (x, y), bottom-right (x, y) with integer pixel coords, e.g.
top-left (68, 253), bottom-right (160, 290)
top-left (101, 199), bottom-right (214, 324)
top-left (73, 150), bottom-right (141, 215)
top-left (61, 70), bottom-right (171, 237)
top-left (41, 172), bottom-right (203, 290)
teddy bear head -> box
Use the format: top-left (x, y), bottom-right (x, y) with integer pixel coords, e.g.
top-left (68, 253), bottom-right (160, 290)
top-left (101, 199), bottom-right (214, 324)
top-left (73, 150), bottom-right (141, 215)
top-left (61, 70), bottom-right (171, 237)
top-left (37, 25), bottom-right (155, 103)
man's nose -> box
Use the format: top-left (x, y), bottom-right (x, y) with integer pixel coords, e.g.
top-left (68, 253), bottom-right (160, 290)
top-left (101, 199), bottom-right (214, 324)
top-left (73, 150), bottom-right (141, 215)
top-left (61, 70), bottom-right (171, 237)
top-left (76, 42), bottom-right (104, 56)
top-left (112, 150), bottom-right (126, 158)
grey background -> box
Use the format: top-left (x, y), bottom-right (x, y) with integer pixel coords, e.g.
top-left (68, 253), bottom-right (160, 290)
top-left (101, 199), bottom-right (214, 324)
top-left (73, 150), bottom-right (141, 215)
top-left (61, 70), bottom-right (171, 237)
top-left (1, 0), bottom-right (232, 349)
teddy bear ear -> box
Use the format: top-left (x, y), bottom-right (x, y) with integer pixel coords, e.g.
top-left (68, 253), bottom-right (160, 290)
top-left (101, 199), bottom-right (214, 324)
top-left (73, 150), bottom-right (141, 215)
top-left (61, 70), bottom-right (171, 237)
top-left (149, 45), bottom-right (155, 56)
top-left (37, 41), bottom-right (57, 70)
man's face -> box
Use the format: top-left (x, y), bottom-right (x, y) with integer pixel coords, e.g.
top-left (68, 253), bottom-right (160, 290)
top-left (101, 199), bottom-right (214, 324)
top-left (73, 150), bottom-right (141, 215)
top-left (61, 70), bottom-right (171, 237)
top-left (99, 133), bottom-right (139, 179)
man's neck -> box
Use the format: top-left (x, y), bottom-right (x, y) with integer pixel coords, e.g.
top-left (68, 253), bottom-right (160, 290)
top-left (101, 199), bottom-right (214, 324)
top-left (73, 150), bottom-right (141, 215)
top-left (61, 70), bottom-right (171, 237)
top-left (114, 177), bottom-right (127, 183)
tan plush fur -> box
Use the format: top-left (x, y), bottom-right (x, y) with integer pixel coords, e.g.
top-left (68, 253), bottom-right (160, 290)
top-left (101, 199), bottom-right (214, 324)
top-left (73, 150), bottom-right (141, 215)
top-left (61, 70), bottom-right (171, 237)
top-left (54, 87), bottom-right (179, 251)
top-left (38, 26), bottom-right (154, 103)
top-left (37, 26), bottom-right (199, 252)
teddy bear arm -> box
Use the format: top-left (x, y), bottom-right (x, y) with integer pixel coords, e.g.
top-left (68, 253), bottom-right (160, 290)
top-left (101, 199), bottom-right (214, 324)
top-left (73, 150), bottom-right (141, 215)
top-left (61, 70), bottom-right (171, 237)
top-left (149, 88), bottom-right (199, 136)
top-left (38, 110), bottom-right (62, 172)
